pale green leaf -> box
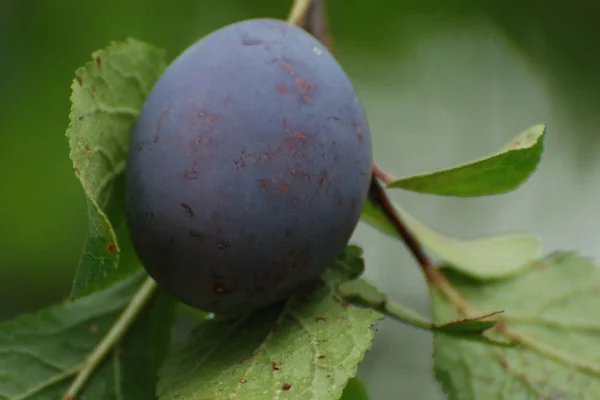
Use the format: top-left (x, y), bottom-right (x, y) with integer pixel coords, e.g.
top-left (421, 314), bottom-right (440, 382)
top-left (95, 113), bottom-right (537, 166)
top-left (67, 38), bottom-right (166, 297)
top-left (157, 276), bottom-right (382, 400)
top-left (432, 252), bottom-right (600, 399)
top-left (361, 201), bottom-right (542, 280)
top-left (388, 124), bottom-right (546, 196)
top-left (0, 271), bottom-right (176, 400)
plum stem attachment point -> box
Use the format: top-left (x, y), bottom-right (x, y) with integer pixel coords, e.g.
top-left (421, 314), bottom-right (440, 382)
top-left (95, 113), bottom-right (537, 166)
top-left (62, 276), bottom-right (158, 400)
top-left (287, 0), bottom-right (311, 25)
top-left (369, 164), bottom-right (473, 315)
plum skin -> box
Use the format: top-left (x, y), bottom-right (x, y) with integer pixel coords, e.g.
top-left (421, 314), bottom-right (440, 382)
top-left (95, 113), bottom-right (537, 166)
top-left (125, 18), bottom-right (373, 314)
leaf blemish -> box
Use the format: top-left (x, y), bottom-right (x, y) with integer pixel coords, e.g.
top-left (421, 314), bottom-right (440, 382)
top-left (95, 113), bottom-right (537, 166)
top-left (282, 383), bottom-right (292, 391)
top-left (272, 361), bottom-right (282, 371)
top-left (316, 316), bottom-right (326, 323)
top-left (95, 56), bottom-right (102, 68)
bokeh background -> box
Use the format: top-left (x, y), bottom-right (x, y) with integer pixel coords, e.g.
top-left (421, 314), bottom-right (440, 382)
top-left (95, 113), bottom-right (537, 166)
top-left (2, 1), bottom-right (600, 398)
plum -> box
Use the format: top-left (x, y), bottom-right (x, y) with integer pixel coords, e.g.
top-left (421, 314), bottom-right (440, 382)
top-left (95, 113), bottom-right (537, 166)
top-left (125, 18), bottom-right (372, 314)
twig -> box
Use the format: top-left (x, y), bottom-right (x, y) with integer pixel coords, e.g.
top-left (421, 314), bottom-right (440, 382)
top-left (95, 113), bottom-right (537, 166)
top-left (367, 176), bottom-right (474, 315)
top-left (62, 277), bottom-right (158, 400)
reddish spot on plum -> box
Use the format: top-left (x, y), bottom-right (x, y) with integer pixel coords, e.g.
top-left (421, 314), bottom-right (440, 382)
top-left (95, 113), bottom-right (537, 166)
top-left (75, 76), bottom-right (83, 87)
top-left (96, 56), bottom-right (102, 68)
top-left (280, 186), bottom-right (289, 195)
top-left (276, 85), bottom-right (288, 94)
top-left (282, 384), bottom-right (292, 391)
top-left (296, 80), bottom-right (315, 104)
top-left (319, 171), bottom-right (328, 186)
top-left (272, 361), bottom-right (282, 371)
top-left (242, 39), bottom-right (263, 46)
top-left (184, 169), bottom-right (198, 180)
top-left (356, 126), bottom-right (364, 141)
top-left (293, 131), bottom-right (306, 140)
top-left (283, 120), bottom-right (290, 127)
top-left (180, 202), bottom-right (194, 217)
top-left (259, 180), bottom-right (269, 188)
top-left (316, 316), bottom-right (326, 323)
top-left (283, 64), bottom-right (294, 73)
top-left (208, 116), bottom-right (217, 124)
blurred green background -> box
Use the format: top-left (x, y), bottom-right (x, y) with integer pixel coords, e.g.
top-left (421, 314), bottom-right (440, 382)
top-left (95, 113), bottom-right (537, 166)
top-left (2, 1), bottom-right (600, 398)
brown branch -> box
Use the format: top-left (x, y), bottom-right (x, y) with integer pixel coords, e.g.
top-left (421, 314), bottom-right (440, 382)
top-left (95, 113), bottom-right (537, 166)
top-left (286, 0), bottom-right (473, 317)
top-left (370, 165), bottom-right (473, 315)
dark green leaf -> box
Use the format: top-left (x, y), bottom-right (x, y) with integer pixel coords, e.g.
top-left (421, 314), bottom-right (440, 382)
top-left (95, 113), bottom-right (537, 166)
top-left (66, 38), bottom-right (166, 297)
top-left (388, 124), bottom-right (546, 196)
top-left (361, 201), bottom-right (541, 280)
top-left (432, 252), bottom-right (600, 399)
top-left (0, 271), bottom-right (176, 400)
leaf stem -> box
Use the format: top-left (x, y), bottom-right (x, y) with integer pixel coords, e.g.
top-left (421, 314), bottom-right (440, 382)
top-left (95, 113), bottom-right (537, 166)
top-left (62, 277), bottom-right (158, 400)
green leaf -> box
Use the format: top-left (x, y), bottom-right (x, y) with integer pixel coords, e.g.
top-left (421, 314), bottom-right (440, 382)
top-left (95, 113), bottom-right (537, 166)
top-left (387, 124), bottom-right (546, 196)
top-left (0, 270), bottom-right (176, 400)
top-left (67, 38), bottom-right (166, 297)
top-left (361, 201), bottom-right (542, 280)
top-left (157, 266), bottom-right (382, 400)
top-left (432, 252), bottom-right (600, 399)
top-left (340, 378), bottom-right (370, 400)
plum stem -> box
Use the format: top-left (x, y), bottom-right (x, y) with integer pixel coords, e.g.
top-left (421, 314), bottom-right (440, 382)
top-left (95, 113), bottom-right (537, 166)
top-left (287, 0), bottom-right (311, 25)
top-left (62, 277), bottom-right (158, 400)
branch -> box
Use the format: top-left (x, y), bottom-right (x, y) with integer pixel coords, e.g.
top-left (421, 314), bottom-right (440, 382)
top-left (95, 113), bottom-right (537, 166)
top-left (369, 167), bottom-right (474, 315)
top-left (285, 0), bottom-right (474, 316)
